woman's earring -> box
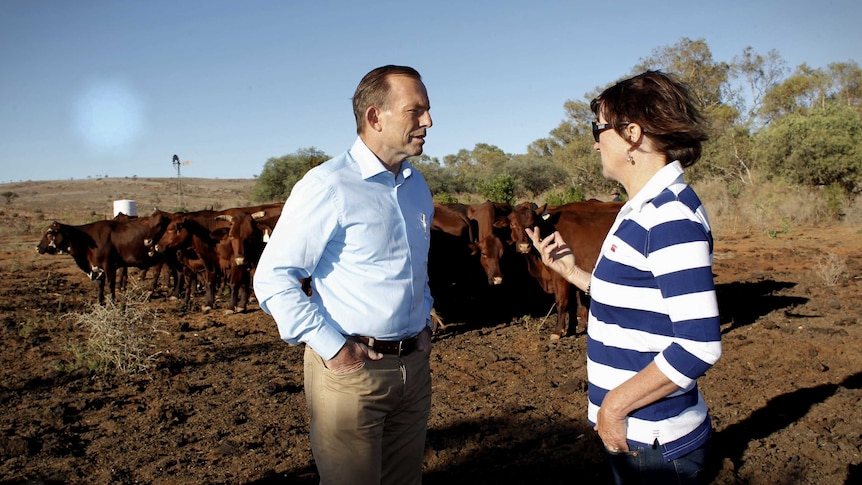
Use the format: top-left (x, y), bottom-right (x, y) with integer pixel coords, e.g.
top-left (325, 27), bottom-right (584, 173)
top-left (626, 154), bottom-right (633, 163)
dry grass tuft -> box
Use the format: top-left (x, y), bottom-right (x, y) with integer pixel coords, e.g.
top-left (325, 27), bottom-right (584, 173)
top-left (695, 172), bottom-right (858, 238)
top-left (813, 252), bottom-right (848, 287)
top-left (61, 282), bottom-right (164, 375)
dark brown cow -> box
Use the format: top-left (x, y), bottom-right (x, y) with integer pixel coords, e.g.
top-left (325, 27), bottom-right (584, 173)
top-left (428, 203), bottom-right (485, 320)
top-left (151, 205), bottom-right (280, 312)
top-left (214, 210), bottom-right (267, 313)
top-left (507, 200), bottom-right (622, 338)
top-left (431, 203), bottom-right (473, 240)
top-left (35, 217), bottom-right (167, 304)
top-left (151, 211), bottom-right (231, 311)
top-left (466, 201), bottom-right (512, 286)
top-left (214, 203), bottom-right (283, 307)
top-left (430, 201), bottom-right (511, 286)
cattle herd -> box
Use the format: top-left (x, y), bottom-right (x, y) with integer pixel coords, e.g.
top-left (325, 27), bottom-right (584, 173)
top-left (36, 200), bottom-right (622, 338)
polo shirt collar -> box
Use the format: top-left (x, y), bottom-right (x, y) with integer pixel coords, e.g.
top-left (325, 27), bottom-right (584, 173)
top-left (624, 160), bottom-right (685, 213)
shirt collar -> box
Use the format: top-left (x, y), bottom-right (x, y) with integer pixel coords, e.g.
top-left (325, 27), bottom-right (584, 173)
top-left (348, 137), bottom-right (414, 181)
top-left (624, 160), bottom-right (685, 213)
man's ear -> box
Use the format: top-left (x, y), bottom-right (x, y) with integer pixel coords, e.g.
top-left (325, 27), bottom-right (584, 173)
top-left (366, 106), bottom-right (383, 132)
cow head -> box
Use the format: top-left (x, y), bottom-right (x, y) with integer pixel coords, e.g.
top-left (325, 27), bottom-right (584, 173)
top-left (508, 203), bottom-right (549, 254)
top-left (36, 222), bottom-right (67, 255)
top-left (473, 234), bottom-right (505, 285)
top-left (466, 201), bottom-right (513, 286)
top-left (215, 212), bottom-right (263, 267)
top-left (142, 210), bottom-right (174, 248)
top-left (152, 216), bottom-right (189, 254)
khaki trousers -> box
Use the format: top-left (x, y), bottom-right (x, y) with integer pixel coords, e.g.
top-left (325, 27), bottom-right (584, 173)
top-left (304, 344), bottom-right (432, 485)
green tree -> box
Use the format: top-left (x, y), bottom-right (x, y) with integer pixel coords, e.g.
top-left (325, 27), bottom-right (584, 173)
top-left (544, 185), bottom-right (585, 206)
top-left (476, 174), bottom-right (516, 205)
top-left (633, 37), bottom-right (729, 111)
top-left (728, 47), bottom-right (787, 129)
top-left (0, 191), bottom-right (18, 204)
top-left (755, 103), bottom-right (862, 192)
top-left (412, 155), bottom-right (471, 195)
top-left (528, 99), bottom-right (610, 193)
top-left (829, 61), bottom-right (862, 110)
top-left (760, 64), bottom-right (827, 122)
top-left (507, 154), bottom-right (569, 198)
top-left (251, 147), bottom-right (329, 202)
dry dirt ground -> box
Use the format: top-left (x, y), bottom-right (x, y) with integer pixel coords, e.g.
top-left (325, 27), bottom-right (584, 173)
top-left (0, 179), bottom-right (860, 484)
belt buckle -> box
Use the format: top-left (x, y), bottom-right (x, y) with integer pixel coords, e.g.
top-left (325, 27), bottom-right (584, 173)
top-left (397, 340), bottom-right (404, 357)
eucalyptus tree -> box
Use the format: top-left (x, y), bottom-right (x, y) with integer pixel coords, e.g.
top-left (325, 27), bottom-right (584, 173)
top-left (760, 61), bottom-right (862, 121)
top-left (251, 147), bottom-right (329, 202)
top-left (442, 143), bottom-right (513, 193)
top-left (755, 103), bottom-right (862, 192)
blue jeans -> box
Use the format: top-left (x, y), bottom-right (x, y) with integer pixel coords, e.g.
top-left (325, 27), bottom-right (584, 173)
top-left (606, 437), bottom-right (712, 485)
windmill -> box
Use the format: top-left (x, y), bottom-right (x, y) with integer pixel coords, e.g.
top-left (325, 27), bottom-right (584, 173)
top-left (172, 154), bottom-right (192, 209)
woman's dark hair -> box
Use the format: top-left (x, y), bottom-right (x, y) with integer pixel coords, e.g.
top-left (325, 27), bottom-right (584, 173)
top-left (590, 70), bottom-right (709, 167)
top-left (352, 65), bottom-right (422, 134)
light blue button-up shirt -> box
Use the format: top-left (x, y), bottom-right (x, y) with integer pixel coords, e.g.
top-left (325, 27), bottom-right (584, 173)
top-left (254, 137), bottom-right (435, 360)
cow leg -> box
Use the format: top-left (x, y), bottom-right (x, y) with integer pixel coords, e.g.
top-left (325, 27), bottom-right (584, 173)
top-left (235, 267), bottom-right (250, 312)
top-left (551, 277), bottom-right (570, 339)
top-left (202, 270), bottom-right (216, 312)
top-left (183, 272), bottom-right (194, 303)
top-left (96, 277), bottom-right (106, 305)
top-left (107, 266), bottom-right (118, 303)
top-left (148, 262), bottom-right (163, 292)
top-left (172, 268), bottom-right (184, 299)
top-left (117, 267), bottom-right (128, 291)
top-left (574, 290), bottom-right (589, 333)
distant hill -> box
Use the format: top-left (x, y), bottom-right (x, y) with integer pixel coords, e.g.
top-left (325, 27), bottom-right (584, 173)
top-left (0, 177), bottom-right (259, 227)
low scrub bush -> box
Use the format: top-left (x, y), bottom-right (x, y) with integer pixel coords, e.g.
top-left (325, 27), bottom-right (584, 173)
top-left (813, 252), bottom-right (848, 287)
top-left (60, 283), bottom-right (163, 375)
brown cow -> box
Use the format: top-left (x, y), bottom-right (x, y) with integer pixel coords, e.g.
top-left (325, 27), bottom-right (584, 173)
top-left (508, 200), bottom-right (622, 338)
top-left (36, 217), bottom-right (167, 304)
top-left (430, 201), bottom-right (511, 286)
top-left (214, 210), bottom-right (267, 313)
top-left (151, 211), bottom-right (231, 311)
top-left (466, 201), bottom-right (512, 286)
top-left (152, 205), bottom-right (280, 312)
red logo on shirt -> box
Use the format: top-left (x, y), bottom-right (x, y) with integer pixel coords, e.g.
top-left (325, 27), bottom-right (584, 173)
top-left (611, 244), bottom-right (617, 252)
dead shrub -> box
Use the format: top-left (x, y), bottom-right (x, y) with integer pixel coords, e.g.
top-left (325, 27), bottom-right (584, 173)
top-left (813, 252), bottom-right (848, 287)
top-left (61, 282), bottom-right (163, 375)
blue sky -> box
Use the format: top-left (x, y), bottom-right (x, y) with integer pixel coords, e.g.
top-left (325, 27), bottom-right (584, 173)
top-left (2, 0), bottom-right (860, 182)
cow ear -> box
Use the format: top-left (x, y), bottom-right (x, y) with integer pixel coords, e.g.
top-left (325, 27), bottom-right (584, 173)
top-left (467, 243), bottom-right (479, 256)
top-left (529, 202), bottom-right (538, 211)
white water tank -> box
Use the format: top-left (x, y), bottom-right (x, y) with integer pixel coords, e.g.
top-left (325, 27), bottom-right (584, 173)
top-left (113, 199), bottom-right (138, 218)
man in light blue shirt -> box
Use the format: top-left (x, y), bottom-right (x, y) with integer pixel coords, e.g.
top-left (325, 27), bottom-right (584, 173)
top-left (254, 65), bottom-right (434, 485)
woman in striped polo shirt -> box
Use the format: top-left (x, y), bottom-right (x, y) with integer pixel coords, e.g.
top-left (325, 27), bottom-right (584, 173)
top-left (527, 70), bottom-right (722, 484)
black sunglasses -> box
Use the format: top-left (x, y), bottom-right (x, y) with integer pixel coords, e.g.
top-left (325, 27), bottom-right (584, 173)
top-left (591, 121), bottom-right (633, 142)
top-left (591, 122), bottom-right (612, 142)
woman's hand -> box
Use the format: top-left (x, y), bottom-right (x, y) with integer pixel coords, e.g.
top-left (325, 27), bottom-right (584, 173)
top-left (525, 227), bottom-right (577, 280)
top-left (595, 391), bottom-right (630, 453)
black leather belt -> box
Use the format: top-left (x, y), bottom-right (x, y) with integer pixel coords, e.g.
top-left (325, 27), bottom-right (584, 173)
top-left (355, 335), bottom-right (418, 357)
